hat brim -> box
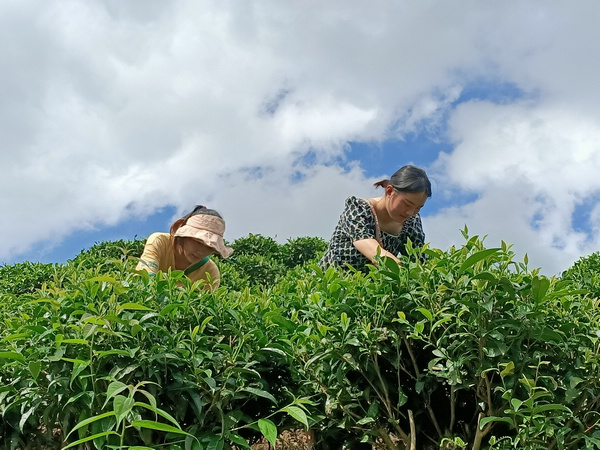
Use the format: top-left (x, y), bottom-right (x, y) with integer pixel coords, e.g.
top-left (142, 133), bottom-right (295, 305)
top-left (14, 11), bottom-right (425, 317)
top-left (175, 225), bottom-right (234, 258)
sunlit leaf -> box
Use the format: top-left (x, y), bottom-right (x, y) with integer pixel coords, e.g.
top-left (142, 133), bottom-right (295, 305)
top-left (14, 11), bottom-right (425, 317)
top-left (0, 352), bottom-right (25, 364)
top-left (258, 418), bottom-right (277, 448)
top-left (103, 381), bottom-right (128, 408)
top-left (63, 431), bottom-right (119, 449)
top-left (458, 248), bottom-right (501, 274)
top-left (130, 420), bottom-right (192, 436)
top-left (281, 405), bottom-right (309, 429)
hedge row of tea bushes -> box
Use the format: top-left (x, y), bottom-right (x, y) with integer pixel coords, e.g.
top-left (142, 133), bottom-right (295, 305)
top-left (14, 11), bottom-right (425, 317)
top-left (1, 231), bottom-right (600, 449)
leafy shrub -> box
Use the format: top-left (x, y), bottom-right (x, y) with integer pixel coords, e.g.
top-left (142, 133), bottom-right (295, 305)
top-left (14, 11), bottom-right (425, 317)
top-left (562, 251), bottom-right (600, 298)
top-left (2, 232), bottom-right (600, 449)
top-left (230, 234), bottom-right (284, 261)
top-left (286, 234), bottom-right (600, 449)
top-left (221, 234), bottom-right (327, 288)
top-left (0, 261), bottom-right (58, 295)
top-left (68, 237), bottom-right (146, 271)
top-left (281, 236), bottom-right (328, 268)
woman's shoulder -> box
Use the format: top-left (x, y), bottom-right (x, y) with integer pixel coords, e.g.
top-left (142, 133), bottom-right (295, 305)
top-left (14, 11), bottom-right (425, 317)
top-left (145, 232), bottom-right (172, 246)
top-left (344, 196), bottom-right (370, 210)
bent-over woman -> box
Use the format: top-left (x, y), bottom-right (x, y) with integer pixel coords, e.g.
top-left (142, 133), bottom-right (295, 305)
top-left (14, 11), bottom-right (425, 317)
top-left (136, 205), bottom-right (233, 289)
top-left (320, 165), bottom-right (431, 271)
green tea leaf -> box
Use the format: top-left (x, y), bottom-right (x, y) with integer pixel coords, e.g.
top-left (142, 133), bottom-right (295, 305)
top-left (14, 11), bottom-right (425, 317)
top-left (118, 302), bottom-right (152, 311)
top-left (258, 418), bottom-right (277, 448)
top-left (0, 351), bottom-right (25, 363)
top-left (281, 405), bottom-right (309, 429)
top-left (66, 411), bottom-right (116, 437)
top-left (103, 381), bottom-right (128, 408)
top-left (130, 420), bottom-right (191, 436)
top-left (417, 308), bottom-right (433, 321)
top-left (340, 312), bottom-right (350, 332)
top-left (206, 436), bottom-right (225, 450)
top-left (479, 416), bottom-right (514, 429)
top-left (531, 276), bottom-right (550, 303)
top-left (28, 361), bottom-right (41, 380)
top-left (113, 395), bottom-right (135, 425)
top-left (259, 347), bottom-right (288, 357)
top-left (532, 404), bottom-right (571, 414)
top-left (229, 433), bottom-right (250, 448)
top-left (458, 248), bottom-right (501, 274)
top-left (500, 361), bottom-right (515, 379)
top-left (63, 431), bottom-right (119, 449)
top-left (19, 406), bottom-right (35, 432)
top-left (242, 387), bottom-right (277, 404)
top-left (356, 416), bottom-right (375, 425)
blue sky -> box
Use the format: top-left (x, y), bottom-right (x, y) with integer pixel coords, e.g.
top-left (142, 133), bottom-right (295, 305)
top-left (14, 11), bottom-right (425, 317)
top-left (2, 1), bottom-right (600, 276)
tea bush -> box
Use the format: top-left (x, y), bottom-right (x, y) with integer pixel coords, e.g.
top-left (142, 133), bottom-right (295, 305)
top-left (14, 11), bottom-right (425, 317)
top-left (562, 251), bottom-right (600, 298)
top-left (0, 262), bottom-right (58, 296)
top-left (1, 231), bottom-right (600, 449)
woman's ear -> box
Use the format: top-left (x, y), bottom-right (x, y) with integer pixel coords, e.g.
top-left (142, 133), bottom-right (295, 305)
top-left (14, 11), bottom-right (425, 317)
top-left (384, 184), bottom-right (395, 196)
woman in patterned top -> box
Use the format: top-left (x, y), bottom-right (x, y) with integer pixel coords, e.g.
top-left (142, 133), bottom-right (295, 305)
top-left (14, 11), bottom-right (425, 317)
top-left (320, 165), bottom-right (431, 271)
top-left (136, 205), bottom-right (234, 289)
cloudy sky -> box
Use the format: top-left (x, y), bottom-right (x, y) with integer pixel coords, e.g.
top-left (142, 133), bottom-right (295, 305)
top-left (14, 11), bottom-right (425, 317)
top-left (2, 0), bottom-right (600, 276)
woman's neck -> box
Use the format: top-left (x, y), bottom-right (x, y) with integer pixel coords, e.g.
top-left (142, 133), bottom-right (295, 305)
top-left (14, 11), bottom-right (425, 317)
top-left (370, 196), bottom-right (390, 221)
top-left (369, 196), bottom-right (404, 234)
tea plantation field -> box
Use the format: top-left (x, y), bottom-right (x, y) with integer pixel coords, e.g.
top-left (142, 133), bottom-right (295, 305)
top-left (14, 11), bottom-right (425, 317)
top-left (1, 231), bottom-right (600, 449)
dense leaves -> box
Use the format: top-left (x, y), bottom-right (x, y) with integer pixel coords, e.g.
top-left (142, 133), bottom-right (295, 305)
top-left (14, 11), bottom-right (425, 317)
top-left (1, 231), bottom-right (600, 449)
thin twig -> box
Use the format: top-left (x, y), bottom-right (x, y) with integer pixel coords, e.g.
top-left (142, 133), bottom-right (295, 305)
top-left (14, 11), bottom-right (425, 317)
top-left (484, 372), bottom-right (493, 416)
top-left (401, 333), bottom-right (420, 378)
top-left (402, 332), bottom-right (442, 439)
top-left (426, 401), bottom-right (444, 438)
top-left (408, 410), bottom-right (417, 450)
top-left (450, 385), bottom-right (456, 432)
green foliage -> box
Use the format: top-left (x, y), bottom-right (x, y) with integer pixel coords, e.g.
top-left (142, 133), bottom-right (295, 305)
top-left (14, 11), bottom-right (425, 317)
top-left (0, 262), bottom-right (58, 295)
top-left (281, 236), bottom-right (328, 268)
top-left (220, 234), bottom-right (327, 289)
top-left (1, 231), bottom-right (600, 450)
top-left (68, 237), bottom-right (147, 271)
top-left (562, 251), bottom-right (600, 298)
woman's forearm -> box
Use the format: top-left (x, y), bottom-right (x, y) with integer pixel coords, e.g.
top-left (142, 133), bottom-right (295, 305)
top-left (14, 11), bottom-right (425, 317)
top-left (353, 238), bottom-right (401, 266)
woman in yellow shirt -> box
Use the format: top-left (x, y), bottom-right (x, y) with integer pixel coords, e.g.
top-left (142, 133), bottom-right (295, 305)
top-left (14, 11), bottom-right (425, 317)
top-left (136, 206), bottom-right (233, 289)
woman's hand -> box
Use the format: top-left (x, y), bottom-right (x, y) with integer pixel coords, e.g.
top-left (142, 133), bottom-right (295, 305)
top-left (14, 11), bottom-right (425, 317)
top-left (353, 238), bottom-right (401, 266)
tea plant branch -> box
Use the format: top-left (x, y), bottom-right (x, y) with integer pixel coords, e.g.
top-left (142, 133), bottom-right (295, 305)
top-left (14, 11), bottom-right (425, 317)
top-left (484, 372), bottom-right (493, 416)
top-left (471, 412), bottom-right (492, 450)
top-left (408, 409), bottom-right (417, 450)
top-left (400, 332), bottom-right (420, 379)
top-left (360, 353), bottom-right (409, 442)
top-left (449, 385), bottom-right (456, 432)
top-left (372, 353), bottom-right (402, 422)
top-left (375, 426), bottom-right (401, 450)
top-left (475, 372), bottom-right (494, 417)
top-left (400, 331), bottom-right (443, 439)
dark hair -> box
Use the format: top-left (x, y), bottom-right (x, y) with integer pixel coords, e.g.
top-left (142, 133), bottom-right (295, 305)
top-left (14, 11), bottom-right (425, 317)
top-left (373, 165), bottom-right (432, 198)
top-left (170, 205), bottom-right (224, 236)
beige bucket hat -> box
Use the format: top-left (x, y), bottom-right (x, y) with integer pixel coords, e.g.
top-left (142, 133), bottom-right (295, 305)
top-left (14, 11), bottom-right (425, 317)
top-left (174, 214), bottom-right (234, 258)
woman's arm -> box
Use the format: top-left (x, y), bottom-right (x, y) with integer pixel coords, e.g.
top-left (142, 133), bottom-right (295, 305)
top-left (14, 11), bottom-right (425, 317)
top-left (353, 238), bottom-right (401, 266)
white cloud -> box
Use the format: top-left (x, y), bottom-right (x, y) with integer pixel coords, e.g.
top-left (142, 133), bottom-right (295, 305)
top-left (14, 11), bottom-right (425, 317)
top-left (428, 101), bottom-right (600, 274)
top-left (2, 1), bottom-right (600, 276)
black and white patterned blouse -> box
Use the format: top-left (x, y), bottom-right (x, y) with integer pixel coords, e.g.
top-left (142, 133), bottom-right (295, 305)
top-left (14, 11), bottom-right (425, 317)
top-left (319, 196), bottom-right (425, 271)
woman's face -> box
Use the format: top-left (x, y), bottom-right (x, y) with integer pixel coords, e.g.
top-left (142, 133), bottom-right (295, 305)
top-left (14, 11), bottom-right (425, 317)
top-left (182, 238), bottom-right (215, 263)
top-left (385, 187), bottom-right (428, 223)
